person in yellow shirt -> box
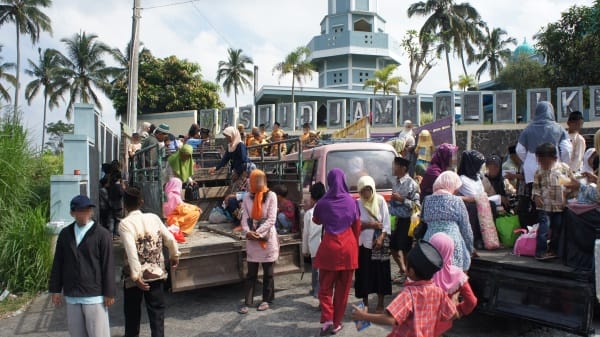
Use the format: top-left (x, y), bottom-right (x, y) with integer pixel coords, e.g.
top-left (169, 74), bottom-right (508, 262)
top-left (248, 128), bottom-right (268, 157)
top-left (270, 122), bottom-right (287, 156)
top-left (300, 123), bottom-right (311, 145)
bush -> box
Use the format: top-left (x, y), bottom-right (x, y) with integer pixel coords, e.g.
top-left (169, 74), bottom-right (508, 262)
top-left (0, 205), bottom-right (52, 293)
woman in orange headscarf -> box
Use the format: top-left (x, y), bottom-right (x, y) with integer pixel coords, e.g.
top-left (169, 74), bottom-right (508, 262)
top-left (238, 169), bottom-right (279, 314)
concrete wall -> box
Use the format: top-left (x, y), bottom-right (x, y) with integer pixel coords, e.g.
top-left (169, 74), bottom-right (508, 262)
top-left (137, 110), bottom-right (197, 137)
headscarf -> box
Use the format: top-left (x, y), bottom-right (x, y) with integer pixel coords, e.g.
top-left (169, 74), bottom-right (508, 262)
top-left (417, 130), bottom-right (434, 148)
top-left (485, 155), bottom-right (505, 196)
top-left (458, 150), bottom-right (485, 180)
top-left (433, 171), bottom-right (463, 195)
top-left (313, 168), bottom-right (359, 235)
top-left (357, 176), bottom-right (379, 219)
top-left (430, 232), bottom-right (469, 293)
top-left (420, 143), bottom-right (458, 196)
top-left (387, 138), bottom-right (406, 155)
top-left (167, 144), bottom-right (194, 182)
top-left (223, 126), bottom-right (242, 153)
top-left (582, 148), bottom-right (596, 174)
top-left (518, 101), bottom-right (569, 153)
top-left (249, 169), bottom-right (269, 221)
top-left (163, 177), bottom-right (183, 216)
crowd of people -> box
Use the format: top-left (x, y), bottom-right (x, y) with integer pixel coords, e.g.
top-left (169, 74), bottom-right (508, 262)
top-left (49, 100), bottom-right (600, 337)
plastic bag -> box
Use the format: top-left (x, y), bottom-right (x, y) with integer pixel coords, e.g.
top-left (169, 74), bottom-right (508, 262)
top-left (168, 224), bottom-right (186, 243)
top-left (408, 204), bottom-right (421, 238)
top-left (495, 214), bottom-right (520, 248)
top-left (209, 207), bottom-right (232, 223)
top-left (513, 224), bottom-right (538, 257)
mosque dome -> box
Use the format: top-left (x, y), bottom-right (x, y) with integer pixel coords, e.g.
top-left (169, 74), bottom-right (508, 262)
top-left (513, 38), bottom-right (536, 58)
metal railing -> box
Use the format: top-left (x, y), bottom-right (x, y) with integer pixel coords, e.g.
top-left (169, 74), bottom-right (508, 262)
top-left (129, 143), bottom-right (165, 217)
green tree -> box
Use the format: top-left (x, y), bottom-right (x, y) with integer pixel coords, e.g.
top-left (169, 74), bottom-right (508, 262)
top-left (497, 54), bottom-right (547, 118)
top-left (402, 30), bottom-right (436, 95)
top-left (0, 44), bottom-right (16, 103)
top-left (110, 54), bottom-right (224, 115)
top-left (44, 119), bottom-right (72, 153)
top-left (454, 74), bottom-right (477, 91)
top-left (0, 0), bottom-right (52, 113)
top-left (363, 64), bottom-right (405, 95)
top-left (24, 48), bottom-right (64, 148)
top-left (407, 0), bottom-right (481, 90)
top-left (473, 27), bottom-right (516, 81)
top-left (110, 41), bottom-right (152, 88)
top-left (54, 31), bottom-right (116, 119)
top-left (535, 3), bottom-right (600, 88)
top-left (273, 46), bottom-right (314, 106)
top-left (216, 48), bottom-right (253, 109)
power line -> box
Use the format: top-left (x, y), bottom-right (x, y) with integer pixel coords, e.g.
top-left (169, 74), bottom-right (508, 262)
top-left (142, 0), bottom-right (200, 10)
top-left (190, 1), bottom-right (234, 49)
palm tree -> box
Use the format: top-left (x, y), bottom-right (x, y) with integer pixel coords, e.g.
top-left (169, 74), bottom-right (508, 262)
top-left (473, 26), bottom-right (516, 81)
top-left (24, 47), bottom-right (63, 147)
top-left (216, 48), bottom-right (253, 109)
top-left (0, 0), bottom-right (52, 113)
top-left (407, 0), bottom-right (480, 90)
top-left (0, 44), bottom-right (16, 103)
top-left (363, 64), bottom-right (405, 95)
top-left (455, 74), bottom-right (477, 91)
top-left (54, 31), bottom-right (117, 119)
top-left (110, 41), bottom-right (152, 87)
top-left (273, 46), bottom-right (314, 106)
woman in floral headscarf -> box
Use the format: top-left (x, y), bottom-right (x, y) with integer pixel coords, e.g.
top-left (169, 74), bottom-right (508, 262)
top-left (238, 169), bottom-right (279, 314)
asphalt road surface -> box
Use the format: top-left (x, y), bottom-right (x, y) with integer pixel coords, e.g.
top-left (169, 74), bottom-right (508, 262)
top-left (0, 269), bottom-right (593, 337)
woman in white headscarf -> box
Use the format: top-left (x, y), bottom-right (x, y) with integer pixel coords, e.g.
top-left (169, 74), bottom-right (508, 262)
top-left (209, 126), bottom-right (252, 192)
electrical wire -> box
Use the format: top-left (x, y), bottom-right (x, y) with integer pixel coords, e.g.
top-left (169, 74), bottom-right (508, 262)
top-left (142, 0), bottom-right (200, 10)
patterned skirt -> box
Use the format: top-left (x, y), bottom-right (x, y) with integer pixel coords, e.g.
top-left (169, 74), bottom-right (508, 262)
top-left (424, 221), bottom-right (472, 271)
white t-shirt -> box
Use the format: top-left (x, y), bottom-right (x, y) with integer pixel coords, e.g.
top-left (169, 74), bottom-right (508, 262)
top-left (302, 208), bottom-right (322, 258)
top-left (458, 175), bottom-right (485, 197)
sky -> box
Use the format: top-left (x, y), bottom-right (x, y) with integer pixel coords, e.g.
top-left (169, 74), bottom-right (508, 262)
top-left (0, 0), bottom-right (594, 146)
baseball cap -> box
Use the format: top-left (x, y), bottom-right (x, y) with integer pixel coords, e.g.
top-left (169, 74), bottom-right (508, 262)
top-left (70, 195), bottom-right (96, 211)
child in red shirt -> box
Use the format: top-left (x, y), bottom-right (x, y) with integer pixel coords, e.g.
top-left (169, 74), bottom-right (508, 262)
top-left (273, 185), bottom-right (298, 234)
top-left (351, 240), bottom-right (457, 337)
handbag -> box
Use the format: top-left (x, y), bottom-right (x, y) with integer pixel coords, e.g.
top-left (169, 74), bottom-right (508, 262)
top-left (495, 214), bottom-right (520, 248)
top-left (184, 183), bottom-right (200, 201)
top-left (513, 224), bottom-right (538, 257)
top-left (408, 203), bottom-right (421, 238)
top-left (475, 193), bottom-right (500, 250)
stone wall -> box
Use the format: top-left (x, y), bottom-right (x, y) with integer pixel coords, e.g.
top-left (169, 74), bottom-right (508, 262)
top-left (456, 131), bottom-right (467, 154)
top-left (471, 129), bottom-right (522, 157)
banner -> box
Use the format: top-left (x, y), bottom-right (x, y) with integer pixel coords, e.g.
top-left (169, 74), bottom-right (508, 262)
top-left (526, 88), bottom-right (550, 122)
top-left (556, 87), bottom-right (583, 122)
top-left (296, 101), bottom-right (317, 130)
top-left (238, 105), bottom-right (255, 130)
top-left (400, 95), bottom-right (420, 126)
top-left (276, 103), bottom-right (295, 131)
top-left (372, 96), bottom-right (396, 127)
top-left (257, 104), bottom-right (275, 130)
top-left (327, 99), bottom-right (346, 129)
top-left (493, 90), bottom-right (516, 123)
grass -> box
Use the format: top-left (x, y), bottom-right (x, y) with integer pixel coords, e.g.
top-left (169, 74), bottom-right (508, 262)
top-left (0, 293), bottom-right (35, 319)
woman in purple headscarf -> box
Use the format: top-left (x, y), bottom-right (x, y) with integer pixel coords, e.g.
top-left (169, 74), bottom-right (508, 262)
top-left (312, 168), bottom-right (361, 336)
top-left (420, 143), bottom-right (459, 201)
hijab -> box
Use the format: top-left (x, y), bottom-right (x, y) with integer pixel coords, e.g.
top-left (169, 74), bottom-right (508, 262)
top-left (167, 144), bottom-right (194, 182)
top-left (357, 175), bottom-right (379, 220)
top-left (163, 177), bottom-right (183, 216)
top-left (388, 138), bottom-right (406, 155)
top-left (249, 169), bottom-right (269, 221)
top-left (485, 155), bottom-right (505, 195)
top-left (518, 101), bottom-right (569, 153)
top-left (421, 143), bottom-right (458, 196)
top-left (430, 232), bottom-right (469, 293)
top-left (313, 168), bottom-right (359, 235)
top-left (223, 126), bottom-right (242, 153)
top-left (433, 171), bottom-right (463, 195)
top-left (458, 150), bottom-right (485, 180)
top-left (417, 130), bottom-right (433, 149)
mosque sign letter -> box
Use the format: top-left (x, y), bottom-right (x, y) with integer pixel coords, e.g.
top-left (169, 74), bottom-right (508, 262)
top-left (327, 99), bottom-right (346, 129)
top-left (526, 88), bottom-right (550, 122)
top-left (400, 95), bottom-right (420, 126)
top-left (220, 107), bottom-right (236, 131)
top-left (257, 104), bottom-right (275, 130)
top-left (433, 93), bottom-right (454, 121)
top-left (199, 109), bottom-right (218, 134)
top-left (350, 99), bottom-right (370, 123)
top-left (296, 101), bottom-right (317, 130)
top-left (591, 86), bottom-right (600, 120)
top-left (277, 103), bottom-right (296, 131)
top-left (493, 90), bottom-right (516, 123)
top-left (556, 87), bottom-right (583, 122)
top-left (238, 105), bottom-right (255, 130)
top-left (372, 96), bottom-right (396, 127)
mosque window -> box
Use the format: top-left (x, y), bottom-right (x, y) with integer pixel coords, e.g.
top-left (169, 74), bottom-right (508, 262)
top-left (354, 19), bottom-right (372, 32)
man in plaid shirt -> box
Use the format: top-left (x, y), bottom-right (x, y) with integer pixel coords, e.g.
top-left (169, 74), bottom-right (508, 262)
top-left (532, 143), bottom-right (575, 260)
top-left (351, 240), bottom-right (457, 337)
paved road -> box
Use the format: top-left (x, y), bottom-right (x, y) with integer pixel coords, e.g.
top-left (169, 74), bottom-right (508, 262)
top-left (0, 270), bottom-right (590, 337)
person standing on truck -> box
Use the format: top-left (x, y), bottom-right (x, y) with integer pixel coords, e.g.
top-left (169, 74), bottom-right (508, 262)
top-left (119, 187), bottom-right (181, 337)
top-left (270, 122), bottom-right (287, 156)
top-left (422, 171), bottom-right (473, 271)
top-left (238, 169), bottom-right (279, 314)
top-left (128, 133), bottom-right (142, 159)
top-left (49, 195), bottom-right (115, 337)
top-left (355, 176), bottom-right (392, 314)
top-left (302, 182), bottom-right (326, 299)
top-left (531, 143), bottom-right (575, 261)
top-left (415, 130), bottom-right (435, 168)
top-left (247, 128), bottom-right (268, 157)
top-left (420, 144), bottom-right (458, 201)
top-left (312, 168), bottom-right (361, 336)
top-left (429, 232), bottom-right (477, 336)
top-left (389, 157), bottom-right (420, 283)
top-left (166, 144), bottom-right (195, 186)
top-left (142, 123), bottom-right (169, 168)
top-left (208, 126), bottom-right (252, 193)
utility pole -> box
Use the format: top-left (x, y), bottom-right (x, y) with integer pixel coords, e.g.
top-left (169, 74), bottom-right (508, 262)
top-left (253, 65), bottom-right (259, 110)
top-left (127, 0), bottom-right (141, 133)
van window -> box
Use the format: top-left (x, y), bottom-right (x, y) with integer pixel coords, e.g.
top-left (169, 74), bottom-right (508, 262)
top-left (326, 150), bottom-right (395, 192)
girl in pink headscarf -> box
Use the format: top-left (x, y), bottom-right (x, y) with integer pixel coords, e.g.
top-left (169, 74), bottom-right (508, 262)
top-left (163, 177), bottom-right (201, 235)
top-left (429, 232), bottom-right (477, 336)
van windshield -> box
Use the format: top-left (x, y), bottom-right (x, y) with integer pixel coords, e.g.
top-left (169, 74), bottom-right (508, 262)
top-left (326, 150), bottom-right (396, 192)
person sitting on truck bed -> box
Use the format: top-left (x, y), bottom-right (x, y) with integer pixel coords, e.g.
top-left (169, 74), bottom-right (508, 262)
top-left (457, 150), bottom-right (488, 249)
top-left (248, 128), bottom-right (268, 157)
top-left (420, 143), bottom-right (458, 201)
top-left (269, 122), bottom-right (287, 156)
top-left (163, 177), bottom-right (201, 235)
top-left (482, 155), bottom-right (516, 212)
top-left (272, 184), bottom-right (298, 234)
top-left (209, 126), bottom-right (251, 193)
top-left (429, 232), bottom-right (477, 336)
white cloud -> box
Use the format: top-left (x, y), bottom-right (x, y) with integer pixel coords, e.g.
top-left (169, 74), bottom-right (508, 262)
top-left (0, 0), bottom-right (595, 146)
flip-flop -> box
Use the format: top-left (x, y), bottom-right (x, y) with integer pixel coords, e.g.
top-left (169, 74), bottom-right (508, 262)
top-left (332, 324), bottom-right (343, 334)
top-left (319, 323), bottom-right (333, 336)
top-left (237, 305), bottom-right (249, 314)
top-left (257, 302), bottom-right (269, 311)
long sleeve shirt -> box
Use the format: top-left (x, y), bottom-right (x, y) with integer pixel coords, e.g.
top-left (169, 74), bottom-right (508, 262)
top-left (569, 132), bottom-right (586, 173)
top-left (241, 191), bottom-right (280, 263)
top-left (216, 143), bottom-right (249, 175)
top-left (302, 208), bottom-right (322, 258)
top-left (119, 210), bottom-right (180, 288)
top-left (389, 175), bottom-right (420, 218)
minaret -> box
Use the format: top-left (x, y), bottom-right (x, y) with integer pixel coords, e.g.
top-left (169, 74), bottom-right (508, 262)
top-left (307, 0), bottom-right (402, 90)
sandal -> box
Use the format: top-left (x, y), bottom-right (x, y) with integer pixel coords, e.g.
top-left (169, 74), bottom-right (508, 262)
top-left (320, 322), bottom-right (334, 336)
top-left (237, 305), bottom-right (249, 314)
top-left (332, 324), bottom-right (343, 334)
top-left (257, 301), bottom-right (269, 311)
